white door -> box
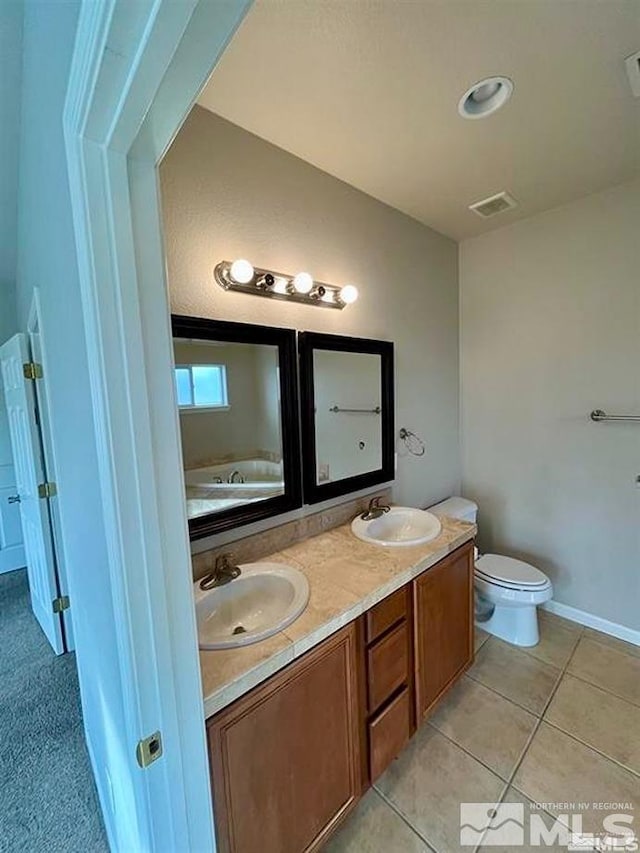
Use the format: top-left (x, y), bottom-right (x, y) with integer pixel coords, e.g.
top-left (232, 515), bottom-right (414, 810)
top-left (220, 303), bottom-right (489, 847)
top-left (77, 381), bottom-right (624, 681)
top-left (0, 333), bottom-right (64, 653)
top-left (0, 375), bottom-right (25, 574)
top-left (0, 467), bottom-right (26, 574)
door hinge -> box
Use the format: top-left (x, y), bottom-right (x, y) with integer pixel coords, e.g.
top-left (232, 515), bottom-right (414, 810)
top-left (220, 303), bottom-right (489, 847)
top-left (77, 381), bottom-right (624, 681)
top-left (38, 482), bottom-right (57, 499)
top-left (136, 731), bottom-right (163, 768)
top-left (52, 595), bottom-right (70, 614)
top-left (23, 362), bottom-right (43, 380)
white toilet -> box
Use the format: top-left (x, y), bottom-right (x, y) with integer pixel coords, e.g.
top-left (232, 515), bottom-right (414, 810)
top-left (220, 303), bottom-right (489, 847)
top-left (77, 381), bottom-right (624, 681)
top-left (430, 497), bottom-right (553, 647)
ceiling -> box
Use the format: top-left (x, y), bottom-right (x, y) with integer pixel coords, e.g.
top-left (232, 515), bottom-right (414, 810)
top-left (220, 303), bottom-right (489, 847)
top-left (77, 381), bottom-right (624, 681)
top-left (197, 0), bottom-right (640, 241)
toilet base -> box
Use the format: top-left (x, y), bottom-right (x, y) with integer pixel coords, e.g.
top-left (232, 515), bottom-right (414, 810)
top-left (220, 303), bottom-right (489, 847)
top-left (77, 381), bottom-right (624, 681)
top-left (478, 602), bottom-right (540, 647)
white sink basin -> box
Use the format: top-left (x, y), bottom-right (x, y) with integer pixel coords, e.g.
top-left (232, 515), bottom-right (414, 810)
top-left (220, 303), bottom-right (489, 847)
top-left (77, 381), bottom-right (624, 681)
top-left (194, 562), bottom-right (309, 650)
top-left (351, 506), bottom-right (442, 547)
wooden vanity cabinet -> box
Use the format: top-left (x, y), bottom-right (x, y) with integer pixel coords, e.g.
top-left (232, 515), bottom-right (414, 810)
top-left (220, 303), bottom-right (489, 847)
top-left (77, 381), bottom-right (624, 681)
top-left (413, 541), bottom-right (474, 721)
top-left (361, 586), bottom-right (413, 785)
top-left (206, 624), bottom-right (360, 853)
top-left (206, 540), bottom-right (474, 853)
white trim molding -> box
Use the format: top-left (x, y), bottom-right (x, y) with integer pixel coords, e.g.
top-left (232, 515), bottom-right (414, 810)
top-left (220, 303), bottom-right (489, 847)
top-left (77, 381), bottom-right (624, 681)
top-left (543, 600), bottom-right (640, 647)
top-left (63, 0), bottom-right (251, 850)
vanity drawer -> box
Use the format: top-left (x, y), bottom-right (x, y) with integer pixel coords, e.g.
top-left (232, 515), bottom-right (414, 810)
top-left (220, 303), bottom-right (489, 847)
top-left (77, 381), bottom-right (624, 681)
top-left (367, 621), bottom-right (409, 713)
top-left (365, 587), bottom-right (408, 644)
top-left (368, 687), bottom-right (411, 781)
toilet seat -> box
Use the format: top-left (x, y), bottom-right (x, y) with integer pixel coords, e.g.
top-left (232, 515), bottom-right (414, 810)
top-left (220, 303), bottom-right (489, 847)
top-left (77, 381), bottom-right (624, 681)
top-left (475, 554), bottom-right (550, 590)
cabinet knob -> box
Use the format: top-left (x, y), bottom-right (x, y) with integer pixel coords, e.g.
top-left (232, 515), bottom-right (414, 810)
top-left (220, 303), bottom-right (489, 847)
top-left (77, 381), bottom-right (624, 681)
top-left (7, 495), bottom-right (21, 504)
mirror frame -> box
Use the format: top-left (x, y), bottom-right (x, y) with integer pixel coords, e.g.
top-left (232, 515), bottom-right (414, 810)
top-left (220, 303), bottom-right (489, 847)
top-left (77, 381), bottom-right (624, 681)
top-left (299, 332), bottom-right (395, 504)
top-left (172, 315), bottom-right (302, 539)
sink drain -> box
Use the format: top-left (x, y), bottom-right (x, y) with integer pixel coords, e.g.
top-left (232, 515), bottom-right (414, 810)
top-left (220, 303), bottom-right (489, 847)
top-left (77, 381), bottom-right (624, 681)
top-left (232, 625), bottom-right (247, 635)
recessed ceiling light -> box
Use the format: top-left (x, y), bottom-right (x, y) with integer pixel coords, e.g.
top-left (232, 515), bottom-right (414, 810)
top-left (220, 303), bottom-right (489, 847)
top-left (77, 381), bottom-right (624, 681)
top-left (458, 76), bottom-right (513, 119)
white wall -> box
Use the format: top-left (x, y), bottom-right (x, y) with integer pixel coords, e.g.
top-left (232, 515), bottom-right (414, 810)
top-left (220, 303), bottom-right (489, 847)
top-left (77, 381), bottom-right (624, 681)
top-left (0, 0), bottom-right (22, 466)
top-left (0, 1), bottom-right (23, 571)
top-left (0, 283), bottom-right (18, 469)
top-left (0, 0), bottom-right (22, 300)
top-left (160, 107), bottom-right (461, 515)
top-left (460, 180), bottom-right (640, 631)
top-left (16, 1), bottom-right (139, 844)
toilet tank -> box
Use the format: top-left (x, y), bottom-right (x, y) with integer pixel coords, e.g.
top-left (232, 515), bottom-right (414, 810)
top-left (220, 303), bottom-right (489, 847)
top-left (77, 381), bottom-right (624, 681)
top-left (429, 496), bottom-right (478, 523)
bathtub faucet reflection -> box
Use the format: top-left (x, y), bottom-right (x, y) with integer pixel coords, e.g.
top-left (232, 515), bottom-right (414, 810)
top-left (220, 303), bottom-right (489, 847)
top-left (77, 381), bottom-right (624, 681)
top-left (228, 470), bottom-right (245, 484)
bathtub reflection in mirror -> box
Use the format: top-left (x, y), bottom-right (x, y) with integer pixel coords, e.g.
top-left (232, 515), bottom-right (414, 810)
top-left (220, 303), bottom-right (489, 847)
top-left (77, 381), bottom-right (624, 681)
top-left (172, 316), bottom-right (301, 539)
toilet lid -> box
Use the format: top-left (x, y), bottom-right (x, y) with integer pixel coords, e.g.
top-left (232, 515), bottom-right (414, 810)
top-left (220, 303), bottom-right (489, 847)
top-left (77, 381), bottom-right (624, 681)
top-left (476, 554), bottom-right (549, 588)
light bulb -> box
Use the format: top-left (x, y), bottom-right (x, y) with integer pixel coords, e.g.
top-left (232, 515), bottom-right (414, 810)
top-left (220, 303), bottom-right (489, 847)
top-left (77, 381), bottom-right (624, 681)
top-left (471, 81), bottom-right (501, 103)
top-left (229, 258), bottom-right (254, 284)
top-left (340, 284), bottom-right (358, 305)
top-left (293, 271), bottom-right (313, 294)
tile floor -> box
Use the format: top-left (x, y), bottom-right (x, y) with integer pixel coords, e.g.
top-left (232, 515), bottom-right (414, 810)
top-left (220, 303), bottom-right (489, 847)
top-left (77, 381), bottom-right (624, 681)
top-left (325, 611), bottom-right (640, 852)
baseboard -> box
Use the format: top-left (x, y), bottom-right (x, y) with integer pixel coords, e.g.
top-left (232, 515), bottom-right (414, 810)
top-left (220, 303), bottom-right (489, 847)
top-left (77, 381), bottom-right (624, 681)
top-left (543, 600), bottom-right (640, 647)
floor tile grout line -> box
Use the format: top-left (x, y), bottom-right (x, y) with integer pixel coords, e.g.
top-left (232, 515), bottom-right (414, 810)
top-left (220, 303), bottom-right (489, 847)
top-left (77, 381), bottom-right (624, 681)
top-left (547, 623), bottom-right (640, 711)
top-left (506, 778), bottom-right (597, 851)
top-left (361, 620), bottom-right (611, 853)
top-left (374, 720), bottom-right (512, 853)
top-left (500, 625), bottom-right (585, 811)
top-left (536, 624), bottom-right (583, 720)
top-left (560, 668), bottom-right (640, 710)
top-left (578, 629), bottom-right (640, 661)
top-left (556, 667), bottom-right (640, 709)
top-left (464, 667), bottom-right (551, 719)
top-left (519, 624), bottom-right (584, 669)
top-left (372, 784), bottom-right (438, 851)
top-left (541, 716), bottom-right (640, 780)
top-left (472, 776), bottom-right (514, 852)
top-left (424, 720), bottom-right (516, 785)
top-left (476, 622), bottom-right (584, 808)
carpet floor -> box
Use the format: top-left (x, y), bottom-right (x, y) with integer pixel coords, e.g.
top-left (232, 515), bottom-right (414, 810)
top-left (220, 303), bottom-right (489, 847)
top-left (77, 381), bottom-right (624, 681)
top-left (0, 569), bottom-right (108, 852)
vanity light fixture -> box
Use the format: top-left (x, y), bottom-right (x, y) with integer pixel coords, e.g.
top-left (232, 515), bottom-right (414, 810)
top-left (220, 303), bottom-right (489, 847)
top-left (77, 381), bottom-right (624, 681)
top-left (229, 258), bottom-right (254, 284)
top-left (292, 271), bottom-right (313, 294)
top-left (340, 285), bottom-right (358, 305)
top-left (215, 260), bottom-right (359, 310)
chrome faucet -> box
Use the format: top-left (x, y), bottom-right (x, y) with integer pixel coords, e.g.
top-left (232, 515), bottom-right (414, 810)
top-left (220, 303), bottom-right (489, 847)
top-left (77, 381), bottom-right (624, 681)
top-left (199, 553), bottom-right (242, 589)
top-left (360, 496), bottom-right (391, 521)
top-left (228, 469), bottom-right (245, 484)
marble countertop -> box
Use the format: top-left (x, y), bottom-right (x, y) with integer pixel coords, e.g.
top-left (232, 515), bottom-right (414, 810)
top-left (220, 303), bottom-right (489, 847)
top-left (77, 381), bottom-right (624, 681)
top-left (200, 514), bottom-right (476, 718)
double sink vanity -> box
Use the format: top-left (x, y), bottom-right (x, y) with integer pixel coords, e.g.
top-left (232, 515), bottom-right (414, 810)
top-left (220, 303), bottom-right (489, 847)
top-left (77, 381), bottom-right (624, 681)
top-left (195, 505), bottom-right (476, 853)
top-left (170, 315), bottom-right (475, 851)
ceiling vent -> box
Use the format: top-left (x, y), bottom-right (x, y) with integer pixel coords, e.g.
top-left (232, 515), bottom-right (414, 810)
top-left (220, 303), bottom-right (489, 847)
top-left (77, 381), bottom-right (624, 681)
top-left (625, 50), bottom-right (640, 98)
top-left (469, 191), bottom-right (518, 218)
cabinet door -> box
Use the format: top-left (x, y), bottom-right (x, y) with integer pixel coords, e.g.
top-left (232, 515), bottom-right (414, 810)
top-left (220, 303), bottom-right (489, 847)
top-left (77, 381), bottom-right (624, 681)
top-left (413, 542), bottom-right (474, 721)
top-left (207, 624), bottom-right (361, 853)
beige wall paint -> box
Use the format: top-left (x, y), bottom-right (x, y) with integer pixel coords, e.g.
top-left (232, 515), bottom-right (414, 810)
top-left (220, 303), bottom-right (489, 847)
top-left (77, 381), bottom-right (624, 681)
top-left (160, 107), bottom-right (460, 510)
top-left (460, 180), bottom-right (640, 631)
top-left (173, 340), bottom-right (281, 468)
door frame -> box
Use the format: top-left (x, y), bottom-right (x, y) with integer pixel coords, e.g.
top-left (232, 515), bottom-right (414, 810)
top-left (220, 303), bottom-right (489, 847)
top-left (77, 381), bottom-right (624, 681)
top-left (64, 1), bottom-right (252, 849)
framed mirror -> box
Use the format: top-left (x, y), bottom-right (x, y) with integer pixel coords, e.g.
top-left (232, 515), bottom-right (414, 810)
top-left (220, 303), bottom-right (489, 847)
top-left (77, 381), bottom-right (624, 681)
top-left (299, 332), bottom-right (394, 504)
top-left (172, 315), bottom-right (302, 538)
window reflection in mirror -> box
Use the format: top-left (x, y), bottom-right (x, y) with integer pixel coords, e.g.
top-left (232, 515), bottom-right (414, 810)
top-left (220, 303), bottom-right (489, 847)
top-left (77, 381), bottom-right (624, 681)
top-left (173, 338), bottom-right (284, 521)
top-left (313, 350), bottom-right (382, 485)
